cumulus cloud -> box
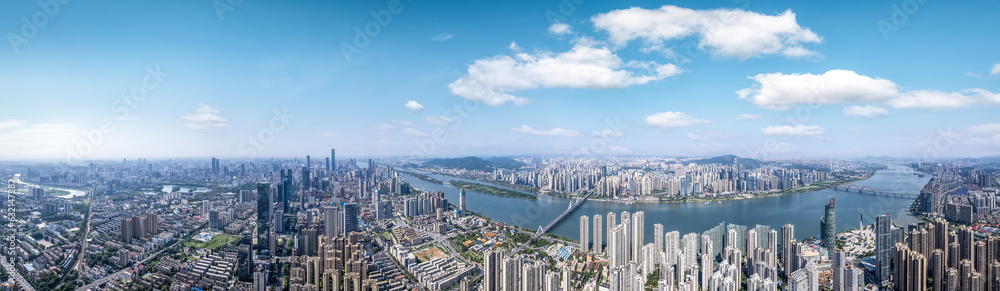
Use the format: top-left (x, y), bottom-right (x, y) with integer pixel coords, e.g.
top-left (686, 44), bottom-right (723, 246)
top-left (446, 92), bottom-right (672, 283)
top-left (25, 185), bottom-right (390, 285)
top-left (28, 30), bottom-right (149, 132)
top-left (843, 105), bottom-right (889, 119)
top-left (449, 43), bottom-right (681, 106)
top-left (591, 5), bottom-right (822, 59)
top-left (761, 124), bottom-right (825, 136)
top-left (315, 131), bottom-right (339, 138)
top-left (404, 100), bottom-right (424, 113)
top-left (591, 129), bottom-right (625, 138)
top-left (549, 22), bottom-right (572, 35)
top-left (511, 125), bottom-right (582, 137)
top-left (736, 114), bottom-right (761, 120)
top-left (423, 116), bottom-right (454, 126)
top-left (431, 33), bottom-right (455, 42)
top-left (508, 41), bottom-right (520, 51)
top-left (991, 63), bottom-right (1000, 77)
top-left (738, 69), bottom-right (999, 110)
top-left (645, 111), bottom-right (711, 129)
top-left (180, 104), bottom-right (231, 130)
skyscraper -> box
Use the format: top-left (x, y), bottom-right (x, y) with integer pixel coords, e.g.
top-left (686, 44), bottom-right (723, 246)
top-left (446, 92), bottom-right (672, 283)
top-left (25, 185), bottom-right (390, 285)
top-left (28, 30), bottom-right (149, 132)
top-left (654, 223), bottom-right (664, 258)
top-left (256, 182), bottom-right (271, 258)
top-left (341, 203), bottom-right (359, 234)
top-left (632, 211), bottom-right (645, 264)
top-left (580, 215), bottom-right (590, 253)
top-left (821, 198), bottom-right (836, 256)
top-left (303, 156), bottom-right (312, 190)
top-left (324, 206), bottom-right (339, 238)
top-left (593, 214), bottom-right (603, 254)
top-left (484, 249), bottom-right (503, 291)
top-left (876, 214), bottom-right (893, 286)
top-left (331, 149), bottom-right (336, 172)
top-left (459, 188), bottom-right (466, 214)
top-left (781, 224), bottom-right (795, 278)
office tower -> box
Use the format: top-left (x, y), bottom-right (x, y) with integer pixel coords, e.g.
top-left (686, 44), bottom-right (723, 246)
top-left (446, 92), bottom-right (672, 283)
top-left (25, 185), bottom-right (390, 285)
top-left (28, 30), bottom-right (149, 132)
top-left (484, 249), bottom-right (502, 291)
top-left (876, 214), bottom-right (892, 286)
top-left (821, 198), bottom-right (836, 255)
top-left (330, 149), bottom-right (336, 172)
top-left (373, 190), bottom-right (382, 221)
top-left (781, 224), bottom-right (795, 277)
top-left (303, 159), bottom-right (311, 190)
top-left (325, 157), bottom-right (330, 173)
top-left (341, 203), bottom-right (359, 234)
top-left (931, 249), bottom-right (945, 291)
top-left (256, 182), bottom-right (271, 257)
top-left (324, 206), bottom-right (339, 238)
top-left (459, 188), bottom-right (466, 214)
top-left (211, 157), bottom-right (219, 175)
top-left (633, 211), bottom-right (645, 264)
top-left (654, 223), bottom-right (664, 258)
top-left (580, 215), bottom-right (590, 253)
top-left (594, 214), bottom-right (603, 254)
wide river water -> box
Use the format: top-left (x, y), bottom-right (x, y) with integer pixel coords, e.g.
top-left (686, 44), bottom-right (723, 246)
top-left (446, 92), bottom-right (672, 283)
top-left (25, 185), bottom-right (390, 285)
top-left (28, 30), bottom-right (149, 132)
top-left (398, 164), bottom-right (929, 243)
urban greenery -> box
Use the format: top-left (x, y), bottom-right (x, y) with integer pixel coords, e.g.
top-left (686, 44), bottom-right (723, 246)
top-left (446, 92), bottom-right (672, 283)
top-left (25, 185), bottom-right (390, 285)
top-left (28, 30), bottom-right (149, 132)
top-left (448, 180), bottom-right (536, 200)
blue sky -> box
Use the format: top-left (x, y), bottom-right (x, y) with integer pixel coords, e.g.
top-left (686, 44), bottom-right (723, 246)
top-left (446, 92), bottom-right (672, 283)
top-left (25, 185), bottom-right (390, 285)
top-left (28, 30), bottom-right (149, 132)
top-left (1, 0), bottom-right (998, 161)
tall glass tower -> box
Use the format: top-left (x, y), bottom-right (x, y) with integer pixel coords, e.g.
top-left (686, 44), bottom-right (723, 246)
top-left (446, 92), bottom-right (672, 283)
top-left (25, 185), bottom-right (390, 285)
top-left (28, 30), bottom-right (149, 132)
top-left (821, 198), bottom-right (836, 256)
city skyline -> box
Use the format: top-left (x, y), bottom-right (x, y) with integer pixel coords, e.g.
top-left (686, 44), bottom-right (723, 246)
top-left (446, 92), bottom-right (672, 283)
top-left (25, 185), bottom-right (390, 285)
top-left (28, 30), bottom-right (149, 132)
top-left (2, 1), bottom-right (999, 160)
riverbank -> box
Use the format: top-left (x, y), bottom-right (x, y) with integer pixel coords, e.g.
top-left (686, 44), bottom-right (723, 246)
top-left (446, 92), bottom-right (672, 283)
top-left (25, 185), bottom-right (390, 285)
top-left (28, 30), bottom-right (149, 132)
top-left (417, 167), bottom-right (878, 205)
top-left (447, 180), bottom-right (536, 200)
top-left (397, 169), bottom-right (443, 185)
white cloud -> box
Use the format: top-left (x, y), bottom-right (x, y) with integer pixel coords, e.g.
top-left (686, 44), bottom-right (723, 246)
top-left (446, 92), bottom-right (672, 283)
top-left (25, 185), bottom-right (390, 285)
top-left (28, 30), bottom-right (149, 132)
top-left (449, 43), bottom-right (682, 106)
top-left (180, 104), bottom-right (231, 130)
top-left (686, 131), bottom-right (728, 140)
top-left (508, 41), bottom-right (520, 51)
top-left (404, 100), bottom-right (424, 113)
top-left (591, 129), bottom-right (625, 138)
top-left (645, 111), bottom-right (711, 129)
top-left (366, 123), bottom-right (396, 132)
top-left (511, 125), bottom-right (582, 137)
top-left (886, 90), bottom-right (976, 110)
top-left (549, 22), bottom-right (572, 35)
top-left (843, 105), bottom-right (889, 119)
top-left (423, 116), bottom-right (455, 126)
top-left (315, 131), bottom-right (339, 138)
top-left (761, 124), bottom-right (825, 136)
top-left (591, 5), bottom-right (822, 59)
top-left (393, 120), bottom-right (413, 126)
top-left (431, 33), bottom-right (455, 42)
top-left (738, 70), bottom-right (898, 110)
top-left (991, 63), bottom-right (1000, 76)
top-left (0, 119), bottom-right (29, 128)
top-left (736, 114), bottom-right (761, 120)
top-left (401, 128), bottom-right (431, 137)
top-left (738, 69), bottom-right (999, 110)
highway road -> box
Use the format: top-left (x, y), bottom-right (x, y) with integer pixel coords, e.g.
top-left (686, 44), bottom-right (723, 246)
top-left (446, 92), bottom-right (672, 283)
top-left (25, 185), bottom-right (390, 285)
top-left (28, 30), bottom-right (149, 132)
top-left (78, 223), bottom-right (202, 291)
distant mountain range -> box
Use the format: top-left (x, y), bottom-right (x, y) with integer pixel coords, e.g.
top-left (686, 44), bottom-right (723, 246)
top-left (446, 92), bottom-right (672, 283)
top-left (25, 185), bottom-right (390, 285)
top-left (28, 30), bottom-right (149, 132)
top-left (423, 156), bottom-right (526, 171)
top-left (685, 155), bottom-right (763, 168)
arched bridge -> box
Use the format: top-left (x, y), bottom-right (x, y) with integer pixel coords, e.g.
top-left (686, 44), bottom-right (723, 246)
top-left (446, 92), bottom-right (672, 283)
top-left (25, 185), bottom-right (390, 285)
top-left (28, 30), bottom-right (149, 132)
top-left (833, 184), bottom-right (918, 198)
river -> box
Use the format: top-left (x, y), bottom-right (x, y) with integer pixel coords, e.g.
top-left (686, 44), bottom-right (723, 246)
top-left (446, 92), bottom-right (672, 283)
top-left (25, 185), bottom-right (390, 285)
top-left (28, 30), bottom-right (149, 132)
top-left (398, 164), bottom-right (930, 243)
